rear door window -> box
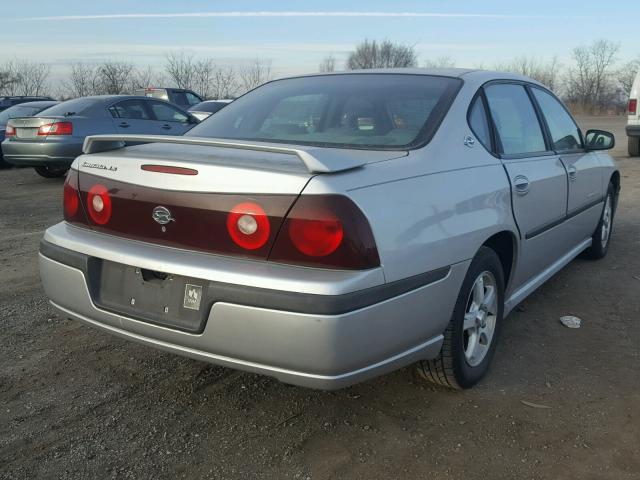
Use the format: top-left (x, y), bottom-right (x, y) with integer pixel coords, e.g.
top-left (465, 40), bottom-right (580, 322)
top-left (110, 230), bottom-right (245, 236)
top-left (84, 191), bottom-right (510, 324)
top-left (147, 101), bottom-right (189, 123)
top-left (484, 84), bottom-right (547, 155)
top-left (531, 87), bottom-right (583, 151)
top-left (109, 100), bottom-right (151, 120)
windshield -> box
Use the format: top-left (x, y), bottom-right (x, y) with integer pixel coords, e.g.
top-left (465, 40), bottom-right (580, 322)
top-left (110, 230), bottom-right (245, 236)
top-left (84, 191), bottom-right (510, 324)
top-left (0, 105), bottom-right (45, 125)
top-left (189, 101), bottom-right (229, 114)
top-left (187, 74), bottom-right (461, 149)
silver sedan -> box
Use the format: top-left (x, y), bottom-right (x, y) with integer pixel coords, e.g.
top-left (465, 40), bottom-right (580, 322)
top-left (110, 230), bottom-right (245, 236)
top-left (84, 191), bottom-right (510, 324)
top-left (39, 69), bottom-right (619, 389)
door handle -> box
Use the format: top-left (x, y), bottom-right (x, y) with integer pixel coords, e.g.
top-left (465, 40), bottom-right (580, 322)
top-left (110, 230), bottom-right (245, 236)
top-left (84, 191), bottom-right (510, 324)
top-left (567, 165), bottom-right (577, 181)
top-left (513, 175), bottom-right (530, 195)
top-left (161, 124), bottom-right (171, 130)
top-left (118, 122), bottom-right (130, 128)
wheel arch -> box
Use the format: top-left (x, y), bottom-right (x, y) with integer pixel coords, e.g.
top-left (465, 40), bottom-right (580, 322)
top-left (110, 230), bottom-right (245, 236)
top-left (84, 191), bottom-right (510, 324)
top-left (481, 230), bottom-right (518, 291)
top-left (609, 170), bottom-right (621, 213)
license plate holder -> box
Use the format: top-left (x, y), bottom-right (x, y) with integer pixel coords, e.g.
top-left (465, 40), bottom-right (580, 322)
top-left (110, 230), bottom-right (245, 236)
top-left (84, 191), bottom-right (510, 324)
top-left (89, 260), bottom-right (209, 333)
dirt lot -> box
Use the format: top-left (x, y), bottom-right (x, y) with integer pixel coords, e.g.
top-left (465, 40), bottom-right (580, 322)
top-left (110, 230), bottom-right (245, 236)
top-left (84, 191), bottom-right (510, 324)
top-left (1, 117), bottom-right (639, 480)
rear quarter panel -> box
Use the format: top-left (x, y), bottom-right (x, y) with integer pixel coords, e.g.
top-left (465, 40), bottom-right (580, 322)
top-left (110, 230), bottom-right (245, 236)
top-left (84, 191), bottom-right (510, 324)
top-left (304, 87), bottom-right (517, 283)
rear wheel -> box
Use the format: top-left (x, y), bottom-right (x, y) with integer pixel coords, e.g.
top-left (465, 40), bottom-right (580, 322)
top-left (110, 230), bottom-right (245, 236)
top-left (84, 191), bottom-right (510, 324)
top-left (34, 166), bottom-right (69, 178)
top-left (629, 137), bottom-right (640, 157)
top-left (583, 183), bottom-right (615, 260)
top-left (418, 247), bottom-right (505, 389)
top-left (0, 156), bottom-right (12, 169)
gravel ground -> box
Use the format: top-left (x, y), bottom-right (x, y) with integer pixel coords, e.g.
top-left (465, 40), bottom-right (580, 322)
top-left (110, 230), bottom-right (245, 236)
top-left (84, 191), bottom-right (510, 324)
top-left (1, 116), bottom-right (639, 480)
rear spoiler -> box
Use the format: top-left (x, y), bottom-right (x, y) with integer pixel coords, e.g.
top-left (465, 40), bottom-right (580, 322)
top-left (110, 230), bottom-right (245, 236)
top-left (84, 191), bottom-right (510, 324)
top-left (82, 134), bottom-right (373, 174)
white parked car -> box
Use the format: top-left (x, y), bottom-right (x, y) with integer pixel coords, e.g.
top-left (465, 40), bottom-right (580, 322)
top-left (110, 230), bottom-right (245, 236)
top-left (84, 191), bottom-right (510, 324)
top-left (627, 70), bottom-right (640, 156)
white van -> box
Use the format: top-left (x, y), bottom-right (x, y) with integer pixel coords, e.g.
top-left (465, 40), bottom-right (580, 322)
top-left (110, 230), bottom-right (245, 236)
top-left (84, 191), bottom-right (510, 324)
top-left (628, 71), bottom-right (640, 156)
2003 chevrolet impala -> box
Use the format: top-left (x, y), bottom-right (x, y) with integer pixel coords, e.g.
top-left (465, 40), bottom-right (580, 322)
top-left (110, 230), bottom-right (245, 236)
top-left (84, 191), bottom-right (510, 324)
top-left (39, 69), bottom-right (619, 389)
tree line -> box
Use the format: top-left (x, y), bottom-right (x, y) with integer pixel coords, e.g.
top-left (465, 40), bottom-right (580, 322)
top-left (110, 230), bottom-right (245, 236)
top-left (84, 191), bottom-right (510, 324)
top-left (1, 40), bottom-right (638, 114)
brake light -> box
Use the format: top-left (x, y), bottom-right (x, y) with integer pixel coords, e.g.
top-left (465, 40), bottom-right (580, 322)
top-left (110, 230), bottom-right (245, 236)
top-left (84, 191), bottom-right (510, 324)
top-left (629, 99), bottom-right (638, 115)
top-left (270, 195), bottom-right (379, 269)
top-left (38, 122), bottom-right (73, 136)
top-left (63, 171), bottom-right (80, 220)
top-left (141, 164), bottom-right (198, 175)
top-left (288, 208), bottom-right (344, 257)
top-left (86, 184), bottom-right (112, 225)
top-left (227, 202), bottom-right (270, 250)
top-left (5, 124), bottom-right (15, 137)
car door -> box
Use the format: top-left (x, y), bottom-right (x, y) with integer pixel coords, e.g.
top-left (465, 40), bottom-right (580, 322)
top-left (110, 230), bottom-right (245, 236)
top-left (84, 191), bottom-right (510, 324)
top-left (109, 99), bottom-right (157, 134)
top-left (483, 83), bottom-right (570, 289)
top-left (145, 100), bottom-right (194, 135)
top-left (530, 87), bottom-right (604, 243)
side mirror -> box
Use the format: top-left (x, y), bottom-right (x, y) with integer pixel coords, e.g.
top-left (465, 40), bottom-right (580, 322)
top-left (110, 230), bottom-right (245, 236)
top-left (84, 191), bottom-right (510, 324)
top-left (585, 129), bottom-right (615, 151)
top-left (188, 114), bottom-right (200, 124)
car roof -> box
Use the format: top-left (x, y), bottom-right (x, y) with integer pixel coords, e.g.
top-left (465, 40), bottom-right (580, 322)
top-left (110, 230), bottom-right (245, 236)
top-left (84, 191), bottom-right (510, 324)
top-left (278, 68), bottom-right (545, 88)
top-left (11, 100), bottom-right (59, 108)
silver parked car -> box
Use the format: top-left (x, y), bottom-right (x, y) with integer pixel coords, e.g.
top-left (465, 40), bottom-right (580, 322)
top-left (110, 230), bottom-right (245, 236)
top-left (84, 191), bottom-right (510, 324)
top-left (188, 99), bottom-right (233, 121)
top-left (39, 69), bottom-right (619, 389)
top-left (3, 95), bottom-right (199, 178)
top-left (0, 100), bottom-right (59, 168)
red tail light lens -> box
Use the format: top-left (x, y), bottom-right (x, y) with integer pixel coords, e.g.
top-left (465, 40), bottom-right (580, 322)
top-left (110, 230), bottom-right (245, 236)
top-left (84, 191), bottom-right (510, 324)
top-left (226, 202), bottom-right (271, 250)
top-left (288, 208), bottom-right (344, 257)
top-left (86, 184), bottom-right (112, 225)
top-left (629, 99), bottom-right (638, 115)
top-left (63, 171), bottom-right (80, 220)
top-left (5, 124), bottom-right (16, 137)
top-left (270, 195), bottom-right (379, 270)
top-left (38, 122), bottom-right (73, 136)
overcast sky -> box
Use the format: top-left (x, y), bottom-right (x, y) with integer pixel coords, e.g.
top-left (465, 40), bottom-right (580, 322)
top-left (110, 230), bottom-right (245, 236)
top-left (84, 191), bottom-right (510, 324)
top-left (2, 0), bottom-right (638, 76)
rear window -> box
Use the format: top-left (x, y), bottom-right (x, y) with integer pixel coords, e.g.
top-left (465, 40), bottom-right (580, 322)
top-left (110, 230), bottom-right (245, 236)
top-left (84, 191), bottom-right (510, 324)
top-left (186, 74), bottom-right (461, 149)
top-left (39, 98), bottom-right (97, 117)
top-left (0, 105), bottom-right (44, 124)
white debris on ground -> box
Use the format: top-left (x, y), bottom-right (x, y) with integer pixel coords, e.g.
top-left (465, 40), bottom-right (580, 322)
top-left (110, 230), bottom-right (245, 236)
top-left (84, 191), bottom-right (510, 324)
top-left (560, 315), bottom-right (582, 328)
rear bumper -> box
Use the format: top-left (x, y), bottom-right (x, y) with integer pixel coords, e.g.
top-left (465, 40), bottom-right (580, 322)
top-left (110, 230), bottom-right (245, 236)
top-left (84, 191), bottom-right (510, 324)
top-left (39, 224), bottom-right (468, 389)
top-left (626, 124), bottom-right (640, 137)
top-left (1, 139), bottom-right (82, 166)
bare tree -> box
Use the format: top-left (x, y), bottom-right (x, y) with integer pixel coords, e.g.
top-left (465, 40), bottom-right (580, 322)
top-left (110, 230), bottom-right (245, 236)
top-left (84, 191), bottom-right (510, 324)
top-left (346, 39), bottom-right (417, 70)
top-left (64, 62), bottom-right (101, 97)
top-left (0, 70), bottom-right (18, 94)
top-left (238, 58), bottom-right (273, 93)
top-left (211, 66), bottom-right (238, 99)
top-left (424, 56), bottom-right (456, 69)
top-left (97, 61), bottom-right (134, 95)
top-left (164, 51), bottom-right (196, 90)
top-left (129, 65), bottom-right (162, 92)
top-left (566, 39), bottom-right (620, 113)
top-left (494, 56), bottom-right (562, 92)
top-left (617, 57), bottom-right (640, 96)
top-left (319, 54), bottom-right (336, 72)
top-left (0, 60), bottom-right (50, 96)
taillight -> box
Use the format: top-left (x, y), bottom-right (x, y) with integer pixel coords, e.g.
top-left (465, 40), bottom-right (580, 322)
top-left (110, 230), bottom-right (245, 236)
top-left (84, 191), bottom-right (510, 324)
top-left (629, 99), bottom-right (638, 115)
top-left (270, 195), bottom-right (379, 270)
top-left (288, 208), bottom-right (343, 257)
top-left (63, 171), bottom-right (80, 220)
top-left (226, 202), bottom-right (271, 250)
top-left (38, 122), bottom-right (73, 136)
top-left (86, 184), bottom-right (112, 225)
top-left (5, 124), bottom-right (16, 137)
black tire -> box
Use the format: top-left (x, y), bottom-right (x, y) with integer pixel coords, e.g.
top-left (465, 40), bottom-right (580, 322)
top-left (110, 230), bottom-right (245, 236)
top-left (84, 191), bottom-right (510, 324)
top-left (418, 246), bottom-right (505, 389)
top-left (629, 137), bottom-right (640, 157)
top-left (34, 166), bottom-right (69, 178)
top-left (583, 183), bottom-right (615, 260)
top-left (0, 157), bottom-right (12, 169)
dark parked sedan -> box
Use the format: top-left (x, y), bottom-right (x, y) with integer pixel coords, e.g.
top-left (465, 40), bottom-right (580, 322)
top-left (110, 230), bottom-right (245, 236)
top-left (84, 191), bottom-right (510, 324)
top-left (0, 100), bottom-right (59, 168)
top-left (2, 95), bottom-right (199, 178)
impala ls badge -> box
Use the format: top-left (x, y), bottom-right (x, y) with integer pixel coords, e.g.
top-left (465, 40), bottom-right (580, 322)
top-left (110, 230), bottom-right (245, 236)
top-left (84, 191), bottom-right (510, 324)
top-left (152, 206), bottom-right (175, 225)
